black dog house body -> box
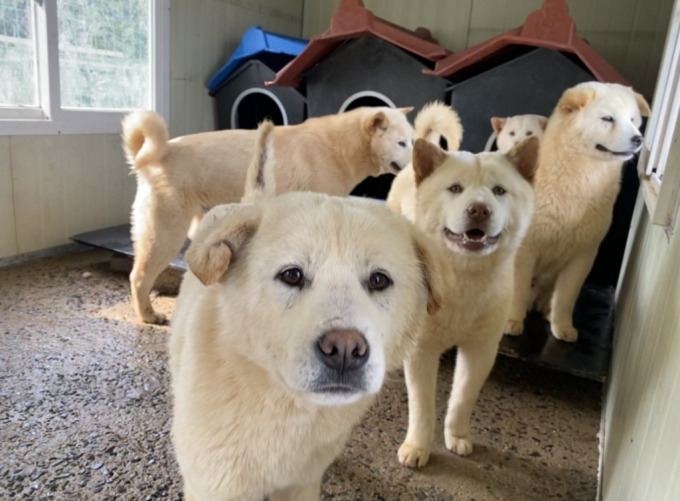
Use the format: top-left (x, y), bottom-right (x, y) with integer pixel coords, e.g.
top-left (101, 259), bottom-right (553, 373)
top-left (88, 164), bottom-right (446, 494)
top-left (212, 60), bottom-right (306, 130)
top-left (304, 37), bottom-right (448, 118)
top-left (449, 48), bottom-right (593, 153)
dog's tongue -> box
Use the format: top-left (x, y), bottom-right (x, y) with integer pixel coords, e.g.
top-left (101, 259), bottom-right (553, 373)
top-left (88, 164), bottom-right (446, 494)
top-left (465, 229), bottom-right (486, 241)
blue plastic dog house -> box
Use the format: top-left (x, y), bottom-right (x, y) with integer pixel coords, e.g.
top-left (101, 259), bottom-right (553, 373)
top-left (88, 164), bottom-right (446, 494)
top-left (207, 27), bottom-right (308, 130)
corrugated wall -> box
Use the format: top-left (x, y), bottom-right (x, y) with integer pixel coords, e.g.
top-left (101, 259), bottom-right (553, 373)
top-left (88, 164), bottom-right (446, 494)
top-left (602, 196), bottom-right (680, 501)
top-left (169, 0), bottom-right (304, 137)
top-left (302, 0), bottom-right (674, 99)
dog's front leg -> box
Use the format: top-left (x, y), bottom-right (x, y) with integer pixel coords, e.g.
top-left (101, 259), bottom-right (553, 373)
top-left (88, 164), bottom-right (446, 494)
top-left (549, 249), bottom-right (597, 342)
top-left (398, 348), bottom-right (441, 468)
top-left (270, 480), bottom-right (320, 501)
top-left (505, 249), bottom-right (536, 336)
top-left (444, 339), bottom-right (498, 456)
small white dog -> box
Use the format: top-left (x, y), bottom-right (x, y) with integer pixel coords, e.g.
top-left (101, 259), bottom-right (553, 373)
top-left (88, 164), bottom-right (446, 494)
top-left (169, 192), bottom-right (450, 501)
top-left (491, 114), bottom-right (548, 153)
top-left (505, 82), bottom-right (651, 342)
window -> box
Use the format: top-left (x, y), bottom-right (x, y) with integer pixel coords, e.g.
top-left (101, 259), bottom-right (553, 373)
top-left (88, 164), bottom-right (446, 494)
top-left (0, 0), bottom-right (169, 135)
top-left (639, 0), bottom-right (680, 233)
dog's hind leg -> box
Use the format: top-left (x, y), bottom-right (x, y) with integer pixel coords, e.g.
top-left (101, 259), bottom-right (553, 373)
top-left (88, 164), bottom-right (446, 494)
top-left (398, 348), bottom-right (441, 468)
top-left (130, 193), bottom-right (194, 324)
top-left (444, 339), bottom-right (498, 456)
top-left (549, 249), bottom-right (597, 343)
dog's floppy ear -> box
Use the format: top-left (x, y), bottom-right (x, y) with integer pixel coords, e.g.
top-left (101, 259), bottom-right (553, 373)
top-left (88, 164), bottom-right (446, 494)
top-left (558, 87), bottom-right (596, 114)
top-left (634, 92), bottom-right (651, 117)
top-left (491, 117), bottom-right (506, 135)
top-left (506, 136), bottom-right (540, 183)
top-left (241, 120), bottom-right (275, 203)
top-left (538, 117), bottom-right (549, 131)
top-left (413, 138), bottom-right (447, 185)
top-left (186, 204), bottom-right (261, 286)
top-left (365, 110), bottom-right (388, 133)
top-left (410, 229), bottom-right (451, 315)
top-left (398, 107), bottom-right (414, 115)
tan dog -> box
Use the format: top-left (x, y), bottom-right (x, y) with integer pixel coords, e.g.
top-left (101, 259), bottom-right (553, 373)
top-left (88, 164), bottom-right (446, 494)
top-left (386, 101), bottom-right (463, 221)
top-left (505, 82), bottom-right (651, 342)
top-left (169, 192), bottom-right (450, 501)
top-left (491, 114), bottom-right (548, 153)
top-left (122, 107), bottom-right (414, 323)
top-left (387, 136), bottom-right (537, 468)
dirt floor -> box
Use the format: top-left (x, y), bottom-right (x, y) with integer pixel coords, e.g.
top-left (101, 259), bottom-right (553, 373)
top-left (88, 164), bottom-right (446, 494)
top-left (0, 250), bottom-right (603, 501)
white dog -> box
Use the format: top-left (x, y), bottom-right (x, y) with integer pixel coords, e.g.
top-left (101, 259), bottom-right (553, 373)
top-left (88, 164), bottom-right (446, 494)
top-left (491, 114), bottom-right (548, 153)
top-left (122, 107), bottom-right (414, 324)
top-left (387, 130), bottom-right (538, 467)
top-left (505, 82), bottom-right (651, 342)
top-left (169, 192), bottom-right (450, 500)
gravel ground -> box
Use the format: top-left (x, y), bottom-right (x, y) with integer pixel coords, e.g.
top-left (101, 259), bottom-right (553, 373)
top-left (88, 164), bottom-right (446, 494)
top-left (0, 250), bottom-right (603, 500)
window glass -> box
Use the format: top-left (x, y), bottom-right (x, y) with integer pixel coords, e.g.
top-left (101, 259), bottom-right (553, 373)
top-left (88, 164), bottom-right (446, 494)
top-left (57, 0), bottom-right (149, 109)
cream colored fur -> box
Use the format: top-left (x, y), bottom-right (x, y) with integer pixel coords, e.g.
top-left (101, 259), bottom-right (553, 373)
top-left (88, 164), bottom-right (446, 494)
top-left (491, 114), bottom-right (548, 153)
top-left (505, 82), bottom-right (651, 343)
top-left (122, 107), bottom-right (414, 323)
top-left (387, 135), bottom-right (537, 468)
top-left (386, 102), bottom-right (463, 221)
top-left (169, 192), bottom-right (450, 501)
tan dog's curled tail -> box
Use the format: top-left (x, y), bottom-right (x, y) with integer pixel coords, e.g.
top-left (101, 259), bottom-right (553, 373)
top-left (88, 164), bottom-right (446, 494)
top-left (414, 101), bottom-right (463, 151)
top-left (241, 120), bottom-right (276, 203)
top-left (122, 111), bottom-right (169, 170)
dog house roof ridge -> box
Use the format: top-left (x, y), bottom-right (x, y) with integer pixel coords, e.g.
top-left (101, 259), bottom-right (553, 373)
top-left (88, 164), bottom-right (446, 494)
top-left (426, 0), bottom-right (630, 87)
top-left (268, 0), bottom-right (451, 88)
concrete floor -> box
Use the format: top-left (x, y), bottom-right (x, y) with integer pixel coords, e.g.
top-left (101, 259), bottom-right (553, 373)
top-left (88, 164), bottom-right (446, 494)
top-left (0, 250), bottom-right (603, 501)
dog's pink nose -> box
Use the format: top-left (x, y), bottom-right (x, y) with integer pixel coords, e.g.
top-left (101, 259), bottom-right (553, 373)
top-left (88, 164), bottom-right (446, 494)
top-left (466, 203), bottom-right (491, 222)
top-left (317, 330), bottom-right (369, 373)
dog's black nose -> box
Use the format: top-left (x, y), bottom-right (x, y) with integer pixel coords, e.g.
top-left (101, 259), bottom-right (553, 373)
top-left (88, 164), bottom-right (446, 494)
top-left (316, 330), bottom-right (369, 373)
top-left (631, 135), bottom-right (643, 146)
top-left (466, 203), bottom-right (492, 222)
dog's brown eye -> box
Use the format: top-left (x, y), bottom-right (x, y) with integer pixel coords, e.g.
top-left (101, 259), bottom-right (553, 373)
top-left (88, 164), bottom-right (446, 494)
top-left (493, 186), bottom-right (506, 196)
top-left (279, 267), bottom-right (304, 287)
top-left (602, 116), bottom-right (614, 123)
top-left (449, 184), bottom-right (463, 194)
top-left (367, 272), bottom-right (392, 292)
top-left (398, 141), bottom-right (407, 148)
top-left (509, 131), bottom-right (515, 136)
top-left (526, 131), bottom-right (533, 136)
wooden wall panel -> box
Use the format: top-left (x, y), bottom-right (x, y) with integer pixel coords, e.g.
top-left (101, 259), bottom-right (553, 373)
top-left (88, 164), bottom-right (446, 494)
top-left (0, 137), bottom-right (17, 258)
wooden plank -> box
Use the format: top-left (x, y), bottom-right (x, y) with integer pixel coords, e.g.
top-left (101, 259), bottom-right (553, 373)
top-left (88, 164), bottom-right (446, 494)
top-left (0, 136), bottom-right (17, 258)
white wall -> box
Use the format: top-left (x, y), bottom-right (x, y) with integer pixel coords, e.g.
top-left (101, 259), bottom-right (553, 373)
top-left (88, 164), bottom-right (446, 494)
top-left (601, 196), bottom-right (680, 501)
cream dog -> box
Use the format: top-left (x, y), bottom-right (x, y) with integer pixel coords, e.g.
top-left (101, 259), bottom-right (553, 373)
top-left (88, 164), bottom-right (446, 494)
top-left (491, 114), bottom-right (548, 153)
top-left (169, 192), bottom-right (451, 500)
top-left (387, 134), bottom-right (538, 468)
top-left (505, 82), bottom-right (651, 342)
top-left (122, 107), bottom-right (414, 323)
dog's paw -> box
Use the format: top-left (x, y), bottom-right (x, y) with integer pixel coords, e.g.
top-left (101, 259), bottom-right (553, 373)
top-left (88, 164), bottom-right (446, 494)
top-left (551, 324), bottom-right (578, 343)
top-left (445, 432), bottom-right (473, 456)
top-left (142, 311), bottom-right (167, 325)
top-left (398, 442), bottom-right (430, 468)
top-left (504, 319), bottom-right (524, 336)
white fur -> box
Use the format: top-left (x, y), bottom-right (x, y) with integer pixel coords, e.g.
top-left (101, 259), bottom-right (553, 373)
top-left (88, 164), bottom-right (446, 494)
top-left (169, 192), bottom-right (450, 500)
top-left (492, 114), bottom-right (548, 153)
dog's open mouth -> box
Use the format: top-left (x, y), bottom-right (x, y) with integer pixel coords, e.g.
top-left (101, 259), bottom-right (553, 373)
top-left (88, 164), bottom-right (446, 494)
top-left (390, 161), bottom-right (403, 172)
top-left (595, 144), bottom-right (638, 157)
top-left (444, 227), bottom-right (500, 251)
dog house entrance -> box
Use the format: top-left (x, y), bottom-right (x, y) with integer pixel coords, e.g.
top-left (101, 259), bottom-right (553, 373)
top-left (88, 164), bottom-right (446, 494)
top-left (231, 89), bottom-right (288, 129)
top-left (339, 91), bottom-right (396, 112)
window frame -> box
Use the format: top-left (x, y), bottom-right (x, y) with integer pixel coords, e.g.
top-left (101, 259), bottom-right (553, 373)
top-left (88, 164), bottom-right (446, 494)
top-left (0, 0), bottom-right (170, 135)
top-left (639, 0), bottom-right (680, 234)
